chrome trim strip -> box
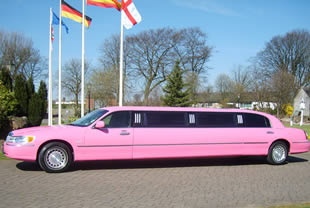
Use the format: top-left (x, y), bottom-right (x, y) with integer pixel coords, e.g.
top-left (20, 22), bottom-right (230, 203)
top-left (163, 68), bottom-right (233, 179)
top-left (293, 141), bottom-right (310, 144)
top-left (135, 142), bottom-right (244, 146)
top-left (244, 142), bottom-right (268, 144)
top-left (77, 142), bottom-right (268, 148)
top-left (6, 143), bottom-right (35, 147)
top-left (78, 145), bottom-right (132, 148)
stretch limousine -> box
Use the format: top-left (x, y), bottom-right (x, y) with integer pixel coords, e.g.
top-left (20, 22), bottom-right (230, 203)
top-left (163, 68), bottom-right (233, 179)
top-left (3, 106), bottom-right (310, 173)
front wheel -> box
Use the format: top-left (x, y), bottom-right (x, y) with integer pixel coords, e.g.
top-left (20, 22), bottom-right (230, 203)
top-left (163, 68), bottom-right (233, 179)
top-left (267, 141), bottom-right (288, 165)
top-left (38, 142), bottom-right (73, 173)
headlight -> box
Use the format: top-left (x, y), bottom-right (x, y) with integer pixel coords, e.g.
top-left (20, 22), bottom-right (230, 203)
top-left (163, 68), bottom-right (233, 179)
top-left (6, 135), bottom-right (35, 144)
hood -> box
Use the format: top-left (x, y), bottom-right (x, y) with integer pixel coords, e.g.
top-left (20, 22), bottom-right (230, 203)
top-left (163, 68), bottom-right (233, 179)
top-left (11, 125), bottom-right (81, 137)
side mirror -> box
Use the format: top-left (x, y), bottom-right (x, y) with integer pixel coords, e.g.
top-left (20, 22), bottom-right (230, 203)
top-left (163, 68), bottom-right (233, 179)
top-left (95, 121), bottom-right (105, 129)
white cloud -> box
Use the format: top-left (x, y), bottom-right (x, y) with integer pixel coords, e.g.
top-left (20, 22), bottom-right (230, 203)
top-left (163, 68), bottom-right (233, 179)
top-left (171, 0), bottom-right (241, 17)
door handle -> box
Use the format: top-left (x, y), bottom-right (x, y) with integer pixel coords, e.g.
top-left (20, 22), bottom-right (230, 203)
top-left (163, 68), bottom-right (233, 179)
top-left (120, 131), bottom-right (130, 135)
top-left (267, 131), bottom-right (274, 134)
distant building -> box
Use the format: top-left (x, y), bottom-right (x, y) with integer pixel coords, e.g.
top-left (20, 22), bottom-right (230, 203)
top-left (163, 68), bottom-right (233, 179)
top-left (86, 98), bottom-right (95, 112)
top-left (293, 88), bottom-right (310, 117)
top-left (55, 101), bottom-right (80, 105)
top-left (193, 92), bottom-right (276, 110)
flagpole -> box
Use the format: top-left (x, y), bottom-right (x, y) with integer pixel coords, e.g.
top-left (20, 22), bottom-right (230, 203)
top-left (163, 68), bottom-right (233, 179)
top-left (119, 4), bottom-right (124, 107)
top-left (58, 0), bottom-right (62, 125)
top-left (81, 0), bottom-right (85, 116)
top-left (48, 8), bottom-right (53, 126)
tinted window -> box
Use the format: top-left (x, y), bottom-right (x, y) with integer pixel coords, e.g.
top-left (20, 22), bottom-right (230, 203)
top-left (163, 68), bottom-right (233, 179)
top-left (196, 112), bottom-right (236, 127)
top-left (102, 111), bottom-right (130, 128)
top-left (144, 111), bottom-right (187, 127)
top-left (243, 113), bottom-right (270, 127)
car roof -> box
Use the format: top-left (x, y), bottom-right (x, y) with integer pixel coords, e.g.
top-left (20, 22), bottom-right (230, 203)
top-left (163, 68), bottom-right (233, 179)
top-left (99, 106), bottom-right (282, 127)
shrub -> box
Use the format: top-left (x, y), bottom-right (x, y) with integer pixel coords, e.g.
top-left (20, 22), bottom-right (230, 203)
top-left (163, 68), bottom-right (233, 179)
top-left (282, 104), bottom-right (294, 117)
top-left (0, 81), bottom-right (18, 129)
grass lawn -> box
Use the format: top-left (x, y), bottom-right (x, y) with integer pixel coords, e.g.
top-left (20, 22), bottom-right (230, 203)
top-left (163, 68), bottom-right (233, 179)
top-left (0, 152), bottom-right (8, 160)
top-left (0, 138), bottom-right (9, 160)
top-left (283, 122), bottom-right (310, 140)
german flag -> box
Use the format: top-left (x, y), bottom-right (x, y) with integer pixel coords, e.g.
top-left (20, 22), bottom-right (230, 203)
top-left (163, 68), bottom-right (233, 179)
top-left (87, 0), bottom-right (121, 11)
top-left (61, 0), bottom-right (92, 28)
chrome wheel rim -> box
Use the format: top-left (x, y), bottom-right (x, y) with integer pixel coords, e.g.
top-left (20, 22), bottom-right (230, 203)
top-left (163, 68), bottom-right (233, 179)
top-left (272, 145), bottom-right (286, 163)
top-left (45, 147), bottom-right (68, 170)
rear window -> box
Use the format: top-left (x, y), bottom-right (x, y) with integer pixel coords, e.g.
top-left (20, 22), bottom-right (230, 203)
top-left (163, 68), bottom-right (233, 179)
top-left (144, 111), bottom-right (187, 127)
top-left (196, 112), bottom-right (236, 127)
top-left (243, 113), bottom-right (270, 128)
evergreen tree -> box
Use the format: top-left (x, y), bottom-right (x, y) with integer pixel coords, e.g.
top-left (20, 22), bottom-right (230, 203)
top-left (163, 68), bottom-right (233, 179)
top-left (14, 74), bottom-right (28, 116)
top-left (0, 67), bottom-right (13, 91)
top-left (28, 93), bottom-right (43, 126)
top-left (37, 81), bottom-right (48, 119)
top-left (162, 61), bottom-right (192, 107)
top-left (27, 76), bottom-right (35, 99)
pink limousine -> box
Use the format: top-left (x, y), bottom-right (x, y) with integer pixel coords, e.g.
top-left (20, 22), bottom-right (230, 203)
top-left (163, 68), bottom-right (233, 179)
top-left (3, 106), bottom-right (310, 172)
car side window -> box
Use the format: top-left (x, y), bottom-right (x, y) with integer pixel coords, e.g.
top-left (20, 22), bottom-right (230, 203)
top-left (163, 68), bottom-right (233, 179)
top-left (102, 111), bottom-right (130, 128)
top-left (243, 113), bottom-right (270, 128)
top-left (196, 112), bottom-right (237, 127)
top-left (144, 111), bottom-right (187, 127)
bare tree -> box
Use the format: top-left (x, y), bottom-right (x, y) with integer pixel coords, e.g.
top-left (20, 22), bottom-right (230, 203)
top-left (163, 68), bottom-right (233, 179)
top-left (99, 35), bottom-right (121, 71)
top-left (89, 67), bottom-right (118, 107)
top-left (215, 66), bottom-right (252, 106)
top-left (0, 30), bottom-right (46, 81)
top-left (126, 27), bottom-right (213, 104)
top-left (215, 73), bottom-right (233, 100)
top-left (256, 29), bottom-right (310, 93)
top-left (173, 27), bottom-right (213, 101)
top-left (62, 58), bottom-right (91, 114)
top-left (231, 65), bottom-right (252, 104)
top-left (174, 27), bottom-right (213, 75)
top-left (98, 34), bottom-right (131, 103)
top-left (126, 28), bottom-right (181, 105)
top-left (96, 27), bottom-right (213, 105)
top-left (270, 70), bottom-right (295, 117)
top-left (250, 63), bottom-right (273, 109)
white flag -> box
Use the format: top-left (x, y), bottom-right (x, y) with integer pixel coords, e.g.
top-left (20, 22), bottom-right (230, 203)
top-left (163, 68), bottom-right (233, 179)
top-left (121, 0), bottom-right (141, 29)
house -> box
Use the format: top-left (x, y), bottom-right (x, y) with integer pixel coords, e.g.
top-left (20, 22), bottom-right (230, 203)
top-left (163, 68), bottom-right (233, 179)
top-left (293, 88), bottom-right (310, 117)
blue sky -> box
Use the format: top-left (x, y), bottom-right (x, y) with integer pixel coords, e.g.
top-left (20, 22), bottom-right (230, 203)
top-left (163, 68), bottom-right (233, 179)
top-left (1, 0), bottom-right (310, 90)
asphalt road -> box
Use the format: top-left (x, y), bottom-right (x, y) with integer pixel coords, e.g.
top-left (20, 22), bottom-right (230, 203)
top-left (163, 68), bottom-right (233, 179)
top-left (0, 153), bottom-right (310, 208)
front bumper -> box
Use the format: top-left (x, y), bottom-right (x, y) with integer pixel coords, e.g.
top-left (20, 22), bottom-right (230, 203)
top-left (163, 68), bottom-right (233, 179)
top-left (2, 142), bottom-right (37, 161)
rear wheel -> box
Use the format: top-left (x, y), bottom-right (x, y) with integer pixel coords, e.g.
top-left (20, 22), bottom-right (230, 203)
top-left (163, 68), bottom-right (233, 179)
top-left (38, 142), bottom-right (73, 173)
top-left (267, 141), bottom-right (288, 165)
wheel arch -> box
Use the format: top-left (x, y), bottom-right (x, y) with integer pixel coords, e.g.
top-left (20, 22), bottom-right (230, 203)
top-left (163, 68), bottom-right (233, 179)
top-left (37, 139), bottom-right (74, 161)
top-left (270, 139), bottom-right (290, 152)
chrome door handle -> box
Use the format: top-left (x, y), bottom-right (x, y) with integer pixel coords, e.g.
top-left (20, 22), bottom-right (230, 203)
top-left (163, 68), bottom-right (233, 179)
top-left (267, 131), bottom-right (274, 134)
top-left (120, 131), bottom-right (130, 135)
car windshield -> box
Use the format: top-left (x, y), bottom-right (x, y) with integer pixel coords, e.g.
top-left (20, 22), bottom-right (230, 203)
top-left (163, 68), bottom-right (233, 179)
top-left (71, 109), bottom-right (108, 127)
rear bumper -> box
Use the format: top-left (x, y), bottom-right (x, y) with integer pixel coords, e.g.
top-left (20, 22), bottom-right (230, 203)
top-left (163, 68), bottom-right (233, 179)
top-left (2, 142), bottom-right (37, 161)
top-left (290, 141), bottom-right (310, 154)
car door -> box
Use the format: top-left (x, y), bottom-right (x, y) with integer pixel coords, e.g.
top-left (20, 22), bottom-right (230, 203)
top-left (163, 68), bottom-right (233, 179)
top-left (240, 113), bottom-right (276, 155)
top-left (132, 111), bottom-right (246, 159)
top-left (79, 111), bottom-right (133, 160)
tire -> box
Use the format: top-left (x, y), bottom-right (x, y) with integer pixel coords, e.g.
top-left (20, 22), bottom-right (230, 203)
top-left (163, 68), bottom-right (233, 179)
top-left (38, 142), bottom-right (73, 173)
top-left (267, 141), bottom-right (288, 165)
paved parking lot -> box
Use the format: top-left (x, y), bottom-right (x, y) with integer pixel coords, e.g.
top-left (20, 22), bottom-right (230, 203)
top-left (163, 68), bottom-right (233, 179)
top-left (0, 153), bottom-right (310, 208)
